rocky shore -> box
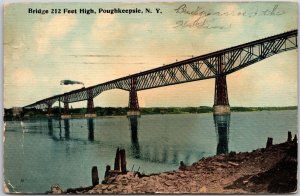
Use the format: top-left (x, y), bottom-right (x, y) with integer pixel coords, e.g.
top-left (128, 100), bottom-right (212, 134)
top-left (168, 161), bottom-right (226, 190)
top-left (49, 135), bottom-right (297, 194)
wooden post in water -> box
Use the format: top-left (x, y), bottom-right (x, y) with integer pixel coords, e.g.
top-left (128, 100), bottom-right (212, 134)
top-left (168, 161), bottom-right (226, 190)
top-left (105, 165), bottom-right (111, 178)
top-left (288, 131), bottom-right (292, 142)
top-left (114, 148), bottom-right (121, 171)
top-left (179, 161), bottom-right (186, 170)
top-left (293, 134), bottom-right (297, 142)
top-left (113, 148), bottom-right (127, 173)
top-left (91, 166), bottom-right (99, 186)
top-left (266, 137), bottom-right (273, 148)
top-left (120, 149), bottom-right (127, 174)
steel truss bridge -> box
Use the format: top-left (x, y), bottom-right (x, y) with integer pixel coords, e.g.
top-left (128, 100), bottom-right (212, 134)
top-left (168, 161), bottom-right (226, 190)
top-left (24, 30), bottom-right (298, 114)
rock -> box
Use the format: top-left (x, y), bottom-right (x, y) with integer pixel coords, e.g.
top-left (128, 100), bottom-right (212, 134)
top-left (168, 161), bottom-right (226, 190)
top-left (49, 184), bottom-right (63, 194)
top-left (166, 174), bottom-right (176, 180)
top-left (229, 151), bottom-right (236, 157)
top-left (212, 161), bottom-right (225, 167)
top-left (125, 171), bottom-right (135, 178)
top-left (107, 184), bottom-right (116, 190)
top-left (189, 181), bottom-right (198, 192)
top-left (101, 184), bottom-right (108, 189)
top-left (199, 186), bottom-right (207, 193)
top-left (217, 167), bottom-right (223, 171)
top-left (144, 181), bottom-right (156, 193)
top-left (103, 189), bottom-right (113, 194)
top-left (179, 161), bottom-right (187, 170)
top-left (164, 180), bottom-right (173, 186)
top-left (61, 140), bottom-right (297, 194)
top-left (228, 161), bottom-right (239, 166)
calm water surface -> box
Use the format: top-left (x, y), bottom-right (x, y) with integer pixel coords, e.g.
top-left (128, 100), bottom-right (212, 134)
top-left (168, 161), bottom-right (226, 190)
top-left (4, 111), bottom-right (297, 193)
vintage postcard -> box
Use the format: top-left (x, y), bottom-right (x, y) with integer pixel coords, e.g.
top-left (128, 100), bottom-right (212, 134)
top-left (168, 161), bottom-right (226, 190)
top-left (3, 1), bottom-right (298, 194)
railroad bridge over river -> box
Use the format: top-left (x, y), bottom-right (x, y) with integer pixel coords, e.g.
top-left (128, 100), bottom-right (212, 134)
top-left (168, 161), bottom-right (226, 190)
top-left (24, 30), bottom-right (298, 118)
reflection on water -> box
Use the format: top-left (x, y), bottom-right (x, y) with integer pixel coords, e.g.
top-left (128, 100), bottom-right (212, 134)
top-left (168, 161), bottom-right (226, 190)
top-left (127, 116), bottom-right (191, 165)
top-left (48, 114), bottom-right (230, 158)
top-left (48, 118), bottom-right (95, 142)
top-left (64, 119), bottom-right (70, 140)
top-left (87, 118), bottom-right (94, 141)
top-left (48, 119), bottom-right (61, 141)
top-left (128, 116), bottom-right (140, 158)
top-left (47, 119), bottom-right (53, 136)
top-left (5, 111), bottom-right (297, 193)
top-left (59, 119), bottom-right (62, 139)
top-left (214, 114), bottom-right (230, 155)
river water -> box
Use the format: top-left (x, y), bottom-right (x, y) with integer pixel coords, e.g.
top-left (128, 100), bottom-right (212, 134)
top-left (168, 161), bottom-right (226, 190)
top-left (4, 110), bottom-right (297, 193)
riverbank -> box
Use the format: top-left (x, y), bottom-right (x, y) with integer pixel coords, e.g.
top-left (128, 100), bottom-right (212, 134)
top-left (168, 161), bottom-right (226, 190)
top-left (4, 106), bottom-right (297, 121)
top-left (49, 134), bottom-right (297, 194)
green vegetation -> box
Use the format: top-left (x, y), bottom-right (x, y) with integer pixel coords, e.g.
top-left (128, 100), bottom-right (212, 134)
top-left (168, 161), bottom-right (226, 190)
top-left (140, 106), bottom-right (212, 114)
top-left (140, 106), bottom-right (297, 114)
top-left (4, 106), bottom-right (297, 121)
top-left (230, 106), bottom-right (297, 112)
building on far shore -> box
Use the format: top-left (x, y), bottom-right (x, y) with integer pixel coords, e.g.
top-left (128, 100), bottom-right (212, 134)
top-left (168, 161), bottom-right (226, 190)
top-left (12, 107), bottom-right (23, 117)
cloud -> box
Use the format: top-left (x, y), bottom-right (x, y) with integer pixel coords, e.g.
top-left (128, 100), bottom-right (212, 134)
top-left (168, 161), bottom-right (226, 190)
top-left (35, 15), bottom-right (77, 54)
top-left (216, 4), bottom-right (246, 37)
top-left (4, 33), bottom-right (28, 64)
top-left (90, 14), bottom-right (152, 44)
top-left (71, 40), bottom-right (84, 50)
top-left (10, 67), bottom-right (37, 87)
top-left (90, 14), bottom-right (125, 43)
top-left (3, 2), bottom-right (297, 108)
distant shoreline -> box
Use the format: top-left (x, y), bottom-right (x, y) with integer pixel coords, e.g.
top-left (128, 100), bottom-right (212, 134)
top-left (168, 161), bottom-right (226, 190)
top-left (4, 106), bottom-right (297, 121)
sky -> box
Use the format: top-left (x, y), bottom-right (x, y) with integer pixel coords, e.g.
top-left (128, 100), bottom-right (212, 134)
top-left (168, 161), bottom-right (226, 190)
top-left (3, 2), bottom-right (298, 108)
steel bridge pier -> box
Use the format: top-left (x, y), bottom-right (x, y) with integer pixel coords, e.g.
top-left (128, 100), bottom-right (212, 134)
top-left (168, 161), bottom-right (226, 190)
top-left (213, 56), bottom-right (230, 115)
top-left (46, 105), bottom-right (52, 117)
top-left (213, 56), bottom-right (230, 154)
top-left (85, 98), bottom-right (97, 118)
top-left (127, 77), bottom-right (140, 117)
top-left (85, 89), bottom-right (97, 118)
top-left (61, 95), bottom-right (71, 119)
top-left (46, 100), bottom-right (54, 117)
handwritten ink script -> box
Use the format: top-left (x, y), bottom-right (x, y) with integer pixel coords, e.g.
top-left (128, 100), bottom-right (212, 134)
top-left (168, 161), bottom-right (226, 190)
top-left (174, 4), bottom-right (286, 29)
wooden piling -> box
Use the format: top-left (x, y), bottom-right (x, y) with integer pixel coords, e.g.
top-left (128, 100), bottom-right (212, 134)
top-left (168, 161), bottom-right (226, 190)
top-left (266, 137), bottom-right (273, 148)
top-left (113, 148), bottom-right (127, 173)
top-left (105, 165), bottom-right (111, 178)
top-left (91, 166), bottom-right (99, 186)
top-left (179, 161), bottom-right (186, 170)
top-left (114, 148), bottom-right (120, 171)
top-left (288, 131), bottom-right (292, 142)
top-left (120, 149), bottom-right (127, 174)
top-left (293, 134), bottom-right (297, 142)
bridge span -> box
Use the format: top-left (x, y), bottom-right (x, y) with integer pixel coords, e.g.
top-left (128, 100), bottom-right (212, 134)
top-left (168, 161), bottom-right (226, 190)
top-left (24, 30), bottom-right (298, 117)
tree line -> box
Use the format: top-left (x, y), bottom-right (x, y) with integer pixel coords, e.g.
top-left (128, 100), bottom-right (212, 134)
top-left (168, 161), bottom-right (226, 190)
top-left (4, 106), bottom-right (297, 121)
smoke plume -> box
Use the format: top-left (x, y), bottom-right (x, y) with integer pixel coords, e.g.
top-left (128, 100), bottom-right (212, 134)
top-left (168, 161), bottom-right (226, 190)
top-left (60, 80), bottom-right (84, 86)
